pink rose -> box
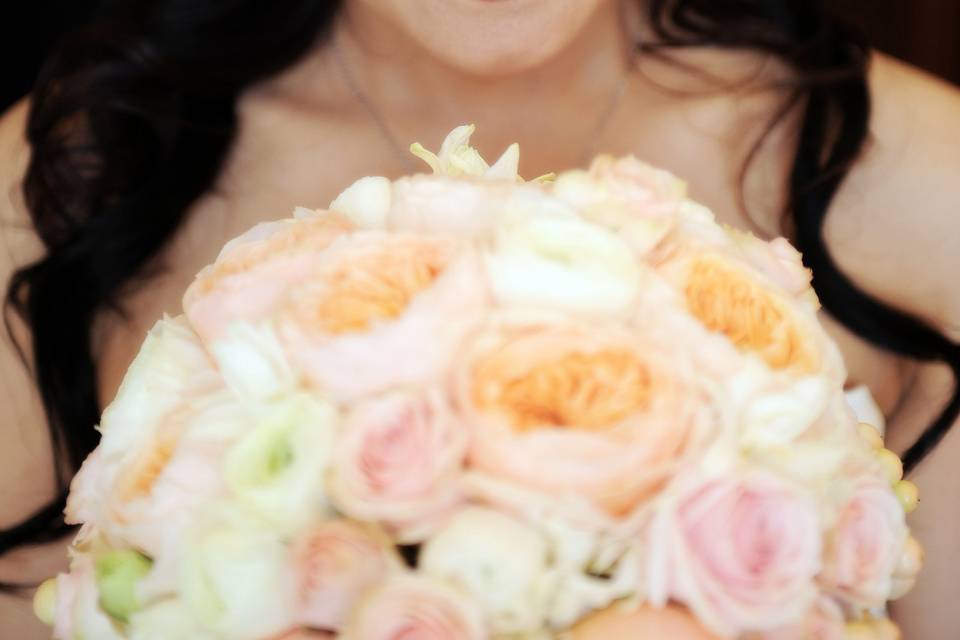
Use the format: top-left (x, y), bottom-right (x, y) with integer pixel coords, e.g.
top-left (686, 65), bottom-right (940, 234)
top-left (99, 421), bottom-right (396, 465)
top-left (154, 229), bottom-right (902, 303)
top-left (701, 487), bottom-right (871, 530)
top-left (585, 155), bottom-right (688, 217)
top-left (293, 520), bottom-right (399, 631)
top-left (278, 233), bottom-right (489, 402)
top-left (341, 574), bottom-right (485, 640)
top-left (457, 312), bottom-right (714, 516)
top-left (821, 475), bottom-right (908, 608)
top-left (647, 471), bottom-right (822, 636)
top-left (328, 390), bottom-right (467, 541)
top-left (183, 214), bottom-right (352, 343)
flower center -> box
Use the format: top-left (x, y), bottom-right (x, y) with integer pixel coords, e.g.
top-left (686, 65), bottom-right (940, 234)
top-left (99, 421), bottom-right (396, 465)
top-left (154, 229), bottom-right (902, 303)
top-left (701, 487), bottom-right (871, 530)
top-left (684, 257), bottom-right (813, 371)
top-left (310, 238), bottom-right (450, 334)
top-left (474, 348), bottom-right (652, 431)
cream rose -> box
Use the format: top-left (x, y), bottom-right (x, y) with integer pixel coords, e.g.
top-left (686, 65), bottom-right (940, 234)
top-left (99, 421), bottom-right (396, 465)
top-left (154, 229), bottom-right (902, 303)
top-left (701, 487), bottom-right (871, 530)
top-left (293, 520), bottom-right (399, 631)
top-left (483, 213), bottom-right (643, 317)
top-left (821, 475), bottom-right (908, 608)
top-left (278, 233), bottom-right (489, 402)
top-left (340, 574), bottom-right (485, 640)
top-left (328, 390), bottom-right (466, 541)
top-left (51, 555), bottom-right (125, 640)
top-left (420, 507), bottom-right (552, 635)
top-left (647, 471), bottom-right (822, 636)
top-left (179, 504), bottom-right (299, 640)
top-left (458, 312), bottom-right (713, 516)
top-left (222, 393), bottom-right (339, 535)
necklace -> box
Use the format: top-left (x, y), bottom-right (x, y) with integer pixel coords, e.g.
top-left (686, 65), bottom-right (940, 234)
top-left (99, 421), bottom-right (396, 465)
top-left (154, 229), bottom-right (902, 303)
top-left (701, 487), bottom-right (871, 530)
top-left (330, 34), bottom-right (635, 172)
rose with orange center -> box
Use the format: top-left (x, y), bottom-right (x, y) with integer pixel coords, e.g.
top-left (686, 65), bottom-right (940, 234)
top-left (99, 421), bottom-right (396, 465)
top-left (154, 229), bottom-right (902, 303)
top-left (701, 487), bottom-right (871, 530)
top-left (457, 312), bottom-right (714, 516)
top-left (279, 232), bottom-right (489, 402)
top-left (68, 391), bottom-right (248, 560)
top-left (183, 213), bottom-right (352, 344)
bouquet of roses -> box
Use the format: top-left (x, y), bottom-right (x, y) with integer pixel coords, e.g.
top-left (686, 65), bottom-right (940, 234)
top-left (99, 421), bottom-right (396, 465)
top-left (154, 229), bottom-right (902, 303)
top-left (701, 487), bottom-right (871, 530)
top-left (35, 126), bottom-right (921, 640)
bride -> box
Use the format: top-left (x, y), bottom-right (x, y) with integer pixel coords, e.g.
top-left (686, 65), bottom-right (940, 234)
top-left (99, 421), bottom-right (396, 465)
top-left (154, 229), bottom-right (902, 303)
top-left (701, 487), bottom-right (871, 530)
top-left (2, 1), bottom-right (958, 637)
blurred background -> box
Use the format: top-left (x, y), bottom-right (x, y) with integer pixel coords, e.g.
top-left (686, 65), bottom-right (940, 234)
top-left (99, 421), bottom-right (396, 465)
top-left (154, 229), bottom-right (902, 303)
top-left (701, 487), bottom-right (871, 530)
top-left (2, 0), bottom-right (959, 113)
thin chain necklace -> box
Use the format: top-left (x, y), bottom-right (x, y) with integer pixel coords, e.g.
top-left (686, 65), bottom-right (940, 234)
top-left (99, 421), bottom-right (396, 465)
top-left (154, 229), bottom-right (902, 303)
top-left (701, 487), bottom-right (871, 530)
top-left (331, 34), bottom-right (634, 172)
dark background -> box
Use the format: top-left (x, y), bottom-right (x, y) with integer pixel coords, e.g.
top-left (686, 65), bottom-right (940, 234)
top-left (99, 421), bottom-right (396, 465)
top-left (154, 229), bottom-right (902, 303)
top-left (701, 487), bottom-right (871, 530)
top-left (2, 1), bottom-right (959, 113)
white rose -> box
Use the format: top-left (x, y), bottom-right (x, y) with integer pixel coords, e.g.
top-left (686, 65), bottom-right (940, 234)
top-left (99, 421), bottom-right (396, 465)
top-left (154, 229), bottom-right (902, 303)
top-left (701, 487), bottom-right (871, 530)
top-left (484, 214), bottom-right (641, 317)
top-left (733, 370), bottom-right (832, 448)
top-left (96, 315), bottom-right (219, 459)
top-left (210, 321), bottom-right (298, 401)
top-left (180, 504), bottom-right (298, 639)
top-left (329, 176), bottom-right (392, 229)
top-left (128, 600), bottom-right (217, 640)
top-left (420, 507), bottom-right (552, 635)
top-left (223, 393), bottom-right (339, 534)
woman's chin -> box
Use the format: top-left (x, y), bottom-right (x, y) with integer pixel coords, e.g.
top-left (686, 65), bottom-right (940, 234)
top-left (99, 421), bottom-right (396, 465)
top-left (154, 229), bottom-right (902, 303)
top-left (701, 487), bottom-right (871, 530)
top-left (349, 0), bottom-right (610, 76)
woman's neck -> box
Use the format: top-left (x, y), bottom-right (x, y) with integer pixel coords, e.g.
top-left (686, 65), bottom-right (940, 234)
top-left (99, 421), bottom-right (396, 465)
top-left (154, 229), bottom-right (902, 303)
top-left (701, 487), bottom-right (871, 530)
top-left (322, 1), bottom-right (638, 172)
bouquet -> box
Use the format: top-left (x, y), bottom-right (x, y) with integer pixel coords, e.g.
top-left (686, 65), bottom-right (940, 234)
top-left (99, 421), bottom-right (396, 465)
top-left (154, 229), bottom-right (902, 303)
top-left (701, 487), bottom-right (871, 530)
top-left (35, 126), bottom-right (921, 640)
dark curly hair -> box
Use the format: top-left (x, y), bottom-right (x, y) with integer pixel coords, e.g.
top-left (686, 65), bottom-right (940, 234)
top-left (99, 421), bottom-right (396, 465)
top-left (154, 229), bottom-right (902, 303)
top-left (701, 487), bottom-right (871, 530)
top-left (3, 0), bottom-right (958, 566)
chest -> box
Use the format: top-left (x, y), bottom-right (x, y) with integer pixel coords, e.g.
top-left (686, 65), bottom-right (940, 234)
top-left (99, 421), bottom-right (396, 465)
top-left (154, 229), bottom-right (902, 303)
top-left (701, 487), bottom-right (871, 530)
top-left (94, 92), bottom-right (907, 417)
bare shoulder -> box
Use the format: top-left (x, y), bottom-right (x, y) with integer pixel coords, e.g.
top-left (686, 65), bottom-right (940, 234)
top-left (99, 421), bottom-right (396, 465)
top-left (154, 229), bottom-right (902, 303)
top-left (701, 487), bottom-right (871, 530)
top-left (825, 53), bottom-right (960, 338)
top-left (0, 99), bottom-right (56, 530)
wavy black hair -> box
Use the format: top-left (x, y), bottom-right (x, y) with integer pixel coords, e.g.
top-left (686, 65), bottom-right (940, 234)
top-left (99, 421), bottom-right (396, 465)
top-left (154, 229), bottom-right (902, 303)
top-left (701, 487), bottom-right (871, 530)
top-left (3, 0), bottom-right (958, 566)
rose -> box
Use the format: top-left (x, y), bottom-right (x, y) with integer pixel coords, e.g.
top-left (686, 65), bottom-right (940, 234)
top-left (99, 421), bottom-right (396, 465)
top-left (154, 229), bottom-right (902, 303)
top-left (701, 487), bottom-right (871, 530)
top-left (647, 471), bottom-right (822, 636)
top-left (329, 176), bottom-right (392, 230)
top-left (457, 311), bottom-right (713, 516)
top-left (179, 504), bottom-right (299, 640)
top-left (68, 388), bottom-right (247, 558)
top-left (328, 390), bottom-right (467, 541)
top-left (388, 175), bottom-right (509, 239)
top-left (340, 574), bottom-right (485, 640)
top-left (657, 250), bottom-right (842, 381)
top-left (50, 554), bottom-right (125, 640)
top-left (760, 597), bottom-right (845, 640)
top-left (483, 213), bottom-right (643, 318)
top-left (183, 213), bottom-right (352, 344)
top-left (821, 475), bottom-right (908, 608)
top-left (420, 507), bottom-right (551, 634)
top-left (128, 599), bottom-right (217, 640)
top-left (292, 520), bottom-right (399, 630)
top-left (222, 393), bottom-right (340, 535)
top-left (277, 233), bottom-right (489, 402)
top-left (570, 603), bottom-right (723, 640)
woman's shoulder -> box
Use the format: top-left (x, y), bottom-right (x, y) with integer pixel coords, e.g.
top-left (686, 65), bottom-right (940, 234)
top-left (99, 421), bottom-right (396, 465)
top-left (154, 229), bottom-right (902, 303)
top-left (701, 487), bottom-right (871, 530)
top-left (825, 52), bottom-right (960, 340)
top-left (0, 99), bottom-right (55, 530)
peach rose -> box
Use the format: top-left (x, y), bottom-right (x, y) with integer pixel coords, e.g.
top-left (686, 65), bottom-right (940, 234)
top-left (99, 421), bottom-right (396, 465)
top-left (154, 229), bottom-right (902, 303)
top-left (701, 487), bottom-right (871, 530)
top-left (821, 475), bottom-right (908, 608)
top-left (657, 250), bottom-right (843, 385)
top-left (278, 232), bottom-right (489, 402)
top-left (328, 390), bottom-right (467, 541)
top-left (341, 574), bottom-right (485, 640)
top-left (647, 471), bottom-right (822, 636)
top-left (570, 603), bottom-right (724, 640)
top-left (293, 520), bottom-right (399, 631)
top-left (68, 389), bottom-right (246, 557)
top-left (457, 312), bottom-right (713, 516)
top-left (183, 213), bottom-right (352, 344)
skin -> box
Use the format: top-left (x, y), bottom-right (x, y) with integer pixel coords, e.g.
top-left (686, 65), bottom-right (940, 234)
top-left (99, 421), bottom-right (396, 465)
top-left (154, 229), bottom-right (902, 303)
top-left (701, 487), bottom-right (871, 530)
top-left (1, 0), bottom-right (958, 637)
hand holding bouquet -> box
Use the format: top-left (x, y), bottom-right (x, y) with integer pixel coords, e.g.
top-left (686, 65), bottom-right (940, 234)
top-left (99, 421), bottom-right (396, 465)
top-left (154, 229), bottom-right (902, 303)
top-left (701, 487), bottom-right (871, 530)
top-left (36, 126), bottom-right (921, 639)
